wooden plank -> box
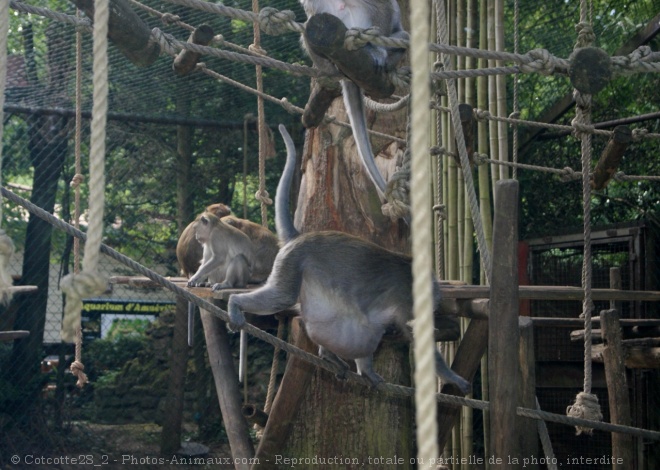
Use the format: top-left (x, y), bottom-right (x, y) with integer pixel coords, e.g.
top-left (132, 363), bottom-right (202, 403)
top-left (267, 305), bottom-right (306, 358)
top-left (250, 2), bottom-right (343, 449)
top-left (488, 179), bottom-right (521, 467)
top-left (436, 317), bottom-right (489, 451)
top-left (534, 317), bottom-right (660, 327)
top-left (518, 317), bottom-right (539, 469)
top-left (592, 345), bottom-right (660, 369)
top-left (600, 309), bottom-right (634, 469)
top-left (199, 308), bottom-right (254, 468)
top-left (438, 284), bottom-right (660, 301)
top-left (0, 330), bottom-right (30, 341)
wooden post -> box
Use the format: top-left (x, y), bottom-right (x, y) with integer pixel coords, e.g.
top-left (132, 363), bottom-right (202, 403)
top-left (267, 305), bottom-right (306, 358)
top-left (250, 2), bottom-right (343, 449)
top-left (70, 0), bottom-right (160, 67)
top-left (518, 316), bottom-right (539, 469)
top-left (253, 318), bottom-right (316, 469)
top-left (199, 308), bottom-right (254, 469)
top-left (488, 179), bottom-right (520, 467)
top-left (592, 126), bottom-right (632, 190)
top-left (304, 13), bottom-right (396, 99)
top-left (436, 310), bottom-right (489, 452)
top-left (600, 308), bottom-right (634, 469)
top-left (457, 103), bottom-right (475, 166)
top-left (172, 25), bottom-right (215, 76)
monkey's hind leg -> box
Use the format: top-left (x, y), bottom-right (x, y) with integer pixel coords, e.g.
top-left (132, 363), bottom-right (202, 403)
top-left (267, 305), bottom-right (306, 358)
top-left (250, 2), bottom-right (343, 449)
top-left (318, 346), bottom-right (350, 380)
top-left (355, 356), bottom-right (384, 387)
top-left (212, 254), bottom-right (250, 291)
top-left (227, 284), bottom-right (298, 333)
top-left (434, 350), bottom-right (470, 394)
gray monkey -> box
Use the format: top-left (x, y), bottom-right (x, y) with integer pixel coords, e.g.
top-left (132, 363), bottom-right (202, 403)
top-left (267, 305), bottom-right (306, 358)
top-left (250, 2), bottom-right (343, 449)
top-left (227, 125), bottom-right (470, 393)
top-left (300, 0), bottom-right (409, 202)
top-left (187, 212), bottom-right (255, 290)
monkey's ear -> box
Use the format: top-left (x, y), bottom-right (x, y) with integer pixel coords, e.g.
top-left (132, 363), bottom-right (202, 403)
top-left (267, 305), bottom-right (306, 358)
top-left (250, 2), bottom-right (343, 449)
top-left (200, 215), bottom-right (210, 225)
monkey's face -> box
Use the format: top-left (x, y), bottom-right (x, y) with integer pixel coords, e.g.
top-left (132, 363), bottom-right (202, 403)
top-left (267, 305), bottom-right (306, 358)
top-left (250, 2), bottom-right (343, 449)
top-left (195, 216), bottom-right (213, 244)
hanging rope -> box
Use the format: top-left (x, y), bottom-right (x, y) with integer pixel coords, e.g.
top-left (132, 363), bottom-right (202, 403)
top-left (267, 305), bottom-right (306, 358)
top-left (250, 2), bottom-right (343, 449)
top-left (60, 0), bottom-right (111, 388)
top-left (565, 0), bottom-right (603, 434)
top-left (410, 0), bottom-right (438, 465)
top-left (71, 8), bottom-right (84, 274)
top-left (0, 0), bottom-right (15, 306)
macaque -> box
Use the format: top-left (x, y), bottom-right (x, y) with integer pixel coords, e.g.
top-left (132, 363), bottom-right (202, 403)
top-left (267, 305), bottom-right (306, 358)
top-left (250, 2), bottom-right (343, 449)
top-left (187, 212), bottom-right (256, 290)
top-left (300, 0), bottom-right (409, 201)
top-left (227, 125), bottom-right (470, 392)
top-left (177, 203), bottom-right (231, 277)
top-left (220, 215), bottom-right (279, 283)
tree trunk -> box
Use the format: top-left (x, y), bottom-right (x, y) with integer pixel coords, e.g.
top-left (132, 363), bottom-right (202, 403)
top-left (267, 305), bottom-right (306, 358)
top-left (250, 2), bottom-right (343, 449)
top-left (280, 77), bottom-right (413, 466)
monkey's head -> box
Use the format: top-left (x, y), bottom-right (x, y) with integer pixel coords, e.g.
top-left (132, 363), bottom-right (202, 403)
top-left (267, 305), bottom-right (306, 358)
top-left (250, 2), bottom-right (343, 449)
top-left (195, 212), bottom-right (221, 244)
top-left (205, 203), bottom-right (231, 218)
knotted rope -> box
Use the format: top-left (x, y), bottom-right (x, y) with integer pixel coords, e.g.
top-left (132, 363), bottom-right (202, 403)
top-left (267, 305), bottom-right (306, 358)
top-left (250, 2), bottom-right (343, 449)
top-left (565, 2), bottom-right (603, 434)
top-left (61, 0), bottom-right (111, 387)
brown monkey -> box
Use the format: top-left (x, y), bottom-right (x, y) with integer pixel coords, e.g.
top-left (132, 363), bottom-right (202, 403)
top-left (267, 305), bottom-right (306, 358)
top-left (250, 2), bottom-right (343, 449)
top-left (176, 203), bottom-right (231, 277)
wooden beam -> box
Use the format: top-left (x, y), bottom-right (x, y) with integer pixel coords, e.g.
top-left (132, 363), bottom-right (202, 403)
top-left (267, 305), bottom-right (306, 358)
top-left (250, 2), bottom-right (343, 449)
top-left (0, 330), bottom-right (30, 342)
top-left (518, 317), bottom-right (539, 469)
top-left (172, 25), bottom-right (215, 76)
top-left (70, 0), bottom-right (160, 67)
top-left (488, 179), bottom-right (521, 467)
top-left (592, 345), bottom-right (660, 369)
top-left (199, 308), bottom-right (254, 468)
top-left (438, 284), bottom-right (660, 301)
top-left (600, 309), bottom-right (634, 469)
top-left (592, 126), bottom-right (632, 190)
top-left (303, 13), bottom-right (396, 99)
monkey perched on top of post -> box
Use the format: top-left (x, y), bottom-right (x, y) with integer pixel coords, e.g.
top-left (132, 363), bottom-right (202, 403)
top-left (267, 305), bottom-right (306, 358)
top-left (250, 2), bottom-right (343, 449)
top-left (226, 125), bottom-right (470, 392)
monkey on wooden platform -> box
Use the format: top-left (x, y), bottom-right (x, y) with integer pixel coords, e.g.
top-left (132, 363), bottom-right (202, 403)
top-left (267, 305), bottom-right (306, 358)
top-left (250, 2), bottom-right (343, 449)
top-left (227, 125), bottom-right (470, 392)
top-left (177, 203), bottom-right (232, 278)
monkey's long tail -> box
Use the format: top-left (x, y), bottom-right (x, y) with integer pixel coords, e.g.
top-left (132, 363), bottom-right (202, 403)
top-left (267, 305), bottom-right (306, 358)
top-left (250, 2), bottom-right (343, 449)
top-left (341, 80), bottom-right (387, 201)
top-left (276, 125), bottom-right (300, 244)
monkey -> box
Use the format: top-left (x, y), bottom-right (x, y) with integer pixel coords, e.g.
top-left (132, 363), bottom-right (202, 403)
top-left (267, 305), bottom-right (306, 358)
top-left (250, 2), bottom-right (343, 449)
top-left (220, 215), bottom-right (279, 284)
top-left (187, 212), bottom-right (256, 290)
top-left (177, 203), bottom-right (232, 277)
top-left (226, 125), bottom-right (470, 392)
top-left (299, 0), bottom-right (409, 202)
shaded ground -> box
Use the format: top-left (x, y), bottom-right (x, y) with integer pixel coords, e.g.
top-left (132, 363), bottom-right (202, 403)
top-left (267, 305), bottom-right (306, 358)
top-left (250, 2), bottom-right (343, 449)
top-left (2, 421), bottom-right (238, 470)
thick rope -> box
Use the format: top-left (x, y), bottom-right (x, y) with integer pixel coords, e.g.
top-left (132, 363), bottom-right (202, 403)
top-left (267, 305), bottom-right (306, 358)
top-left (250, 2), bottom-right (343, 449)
top-left (3, 185), bottom-right (660, 441)
top-left (410, 0), bottom-right (438, 465)
top-left (72, 9), bottom-right (84, 274)
top-left (565, 2), bottom-right (603, 434)
top-left (0, 0), bottom-right (15, 306)
top-left (61, 0), bottom-right (111, 389)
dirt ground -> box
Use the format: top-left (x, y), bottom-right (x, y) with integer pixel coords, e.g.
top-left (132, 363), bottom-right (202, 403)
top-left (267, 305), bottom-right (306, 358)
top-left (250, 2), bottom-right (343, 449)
top-left (3, 421), bottom-right (238, 470)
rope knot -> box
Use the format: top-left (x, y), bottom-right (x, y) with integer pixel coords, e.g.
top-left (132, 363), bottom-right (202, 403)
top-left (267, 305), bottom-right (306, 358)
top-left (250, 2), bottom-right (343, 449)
top-left (382, 165), bottom-right (411, 222)
top-left (519, 49), bottom-right (555, 75)
top-left (474, 109), bottom-right (491, 122)
top-left (151, 28), bottom-right (178, 56)
top-left (345, 27), bottom-right (381, 51)
top-left (632, 128), bottom-right (648, 141)
top-left (571, 117), bottom-right (593, 139)
top-left (559, 166), bottom-right (579, 182)
top-left (391, 67), bottom-right (410, 88)
top-left (473, 153), bottom-right (490, 166)
top-left (566, 391), bottom-right (603, 435)
top-left (433, 204), bottom-right (447, 220)
top-left (70, 173), bottom-right (85, 188)
top-left (429, 146), bottom-right (444, 156)
top-left (70, 360), bottom-right (89, 388)
top-left (160, 13), bottom-right (181, 25)
top-left (248, 44), bottom-right (267, 56)
top-left (259, 7), bottom-right (298, 36)
top-left (279, 97), bottom-right (297, 115)
top-left (613, 171), bottom-right (626, 182)
top-left (574, 22), bottom-right (596, 48)
top-left (254, 189), bottom-right (273, 205)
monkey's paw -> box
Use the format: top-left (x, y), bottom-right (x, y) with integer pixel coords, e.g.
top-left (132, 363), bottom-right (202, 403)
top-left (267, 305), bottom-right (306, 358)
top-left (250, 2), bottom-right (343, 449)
top-left (227, 313), bottom-right (246, 333)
